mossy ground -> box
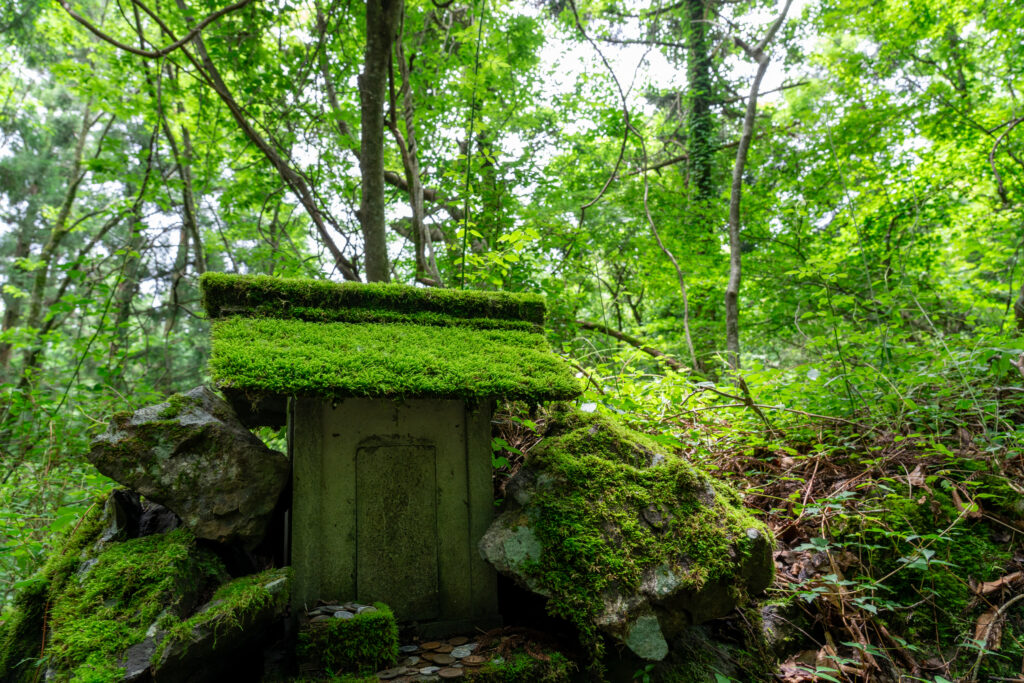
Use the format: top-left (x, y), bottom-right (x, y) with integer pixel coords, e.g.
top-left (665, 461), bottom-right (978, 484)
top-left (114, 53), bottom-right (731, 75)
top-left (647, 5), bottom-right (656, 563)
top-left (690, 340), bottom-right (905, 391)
top-left (467, 651), bottom-right (574, 682)
top-left (296, 603), bottom-right (399, 676)
top-left (509, 406), bottom-right (770, 662)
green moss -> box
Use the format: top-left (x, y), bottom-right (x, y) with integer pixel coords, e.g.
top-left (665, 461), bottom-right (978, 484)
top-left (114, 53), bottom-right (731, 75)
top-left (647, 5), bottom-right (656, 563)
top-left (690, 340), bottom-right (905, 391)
top-left (208, 317), bottom-right (581, 402)
top-left (153, 567), bottom-right (290, 664)
top-left (0, 496), bottom-right (108, 682)
top-left (469, 651), bottom-right (574, 682)
top-left (296, 603), bottom-right (399, 676)
top-left (518, 407), bottom-right (770, 659)
top-left (46, 528), bottom-right (225, 682)
top-left (845, 485), bottom-right (1012, 665)
top-left (156, 393), bottom-right (202, 420)
top-left (199, 273), bottom-right (547, 325)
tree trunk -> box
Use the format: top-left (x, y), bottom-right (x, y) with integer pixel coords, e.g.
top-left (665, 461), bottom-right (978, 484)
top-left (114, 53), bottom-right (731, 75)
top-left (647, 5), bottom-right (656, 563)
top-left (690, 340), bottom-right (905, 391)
top-left (359, 0), bottom-right (402, 282)
top-left (725, 0), bottom-right (792, 370)
top-left (686, 0), bottom-right (714, 230)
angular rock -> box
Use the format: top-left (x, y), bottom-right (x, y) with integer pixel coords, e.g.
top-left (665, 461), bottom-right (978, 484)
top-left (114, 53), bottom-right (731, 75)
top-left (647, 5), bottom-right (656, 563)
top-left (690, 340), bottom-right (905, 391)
top-left (478, 406), bottom-right (774, 661)
top-left (88, 386), bottom-right (289, 548)
top-left (152, 568), bottom-right (291, 682)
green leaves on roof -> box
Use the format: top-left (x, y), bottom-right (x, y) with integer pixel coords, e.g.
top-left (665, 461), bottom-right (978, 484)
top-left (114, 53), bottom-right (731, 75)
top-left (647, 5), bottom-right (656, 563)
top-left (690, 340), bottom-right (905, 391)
top-left (200, 272), bottom-right (547, 326)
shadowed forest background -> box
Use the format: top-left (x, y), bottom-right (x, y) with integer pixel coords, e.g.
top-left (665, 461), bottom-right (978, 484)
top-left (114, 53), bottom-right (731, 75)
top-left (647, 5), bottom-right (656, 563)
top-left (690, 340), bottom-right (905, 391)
top-left (2, 0), bottom-right (1024, 678)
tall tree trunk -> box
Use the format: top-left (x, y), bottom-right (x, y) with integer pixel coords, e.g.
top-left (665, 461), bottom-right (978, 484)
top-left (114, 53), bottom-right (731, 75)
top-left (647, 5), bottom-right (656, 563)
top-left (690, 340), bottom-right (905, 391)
top-left (359, 0), bottom-right (402, 282)
top-left (724, 0), bottom-right (792, 371)
top-left (686, 0), bottom-right (714, 233)
top-left (0, 208), bottom-right (35, 376)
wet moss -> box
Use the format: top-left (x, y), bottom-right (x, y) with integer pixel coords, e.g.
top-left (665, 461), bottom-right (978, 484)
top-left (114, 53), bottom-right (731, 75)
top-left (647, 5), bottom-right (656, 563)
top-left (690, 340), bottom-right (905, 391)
top-left (208, 317), bottom-right (581, 402)
top-left (46, 528), bottom-right (225, 681)
top-left (516, 407), bottom-right (771, 659)
top-left (200, 273), bottom-right (547, 325)
top-left (296, 604), bottom-right (399, 676)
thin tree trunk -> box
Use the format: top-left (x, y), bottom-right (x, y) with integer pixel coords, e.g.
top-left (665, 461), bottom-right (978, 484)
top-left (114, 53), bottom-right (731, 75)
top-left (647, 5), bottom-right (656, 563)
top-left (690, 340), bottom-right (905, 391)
top-left (725, 0), bottom-right (792, 370)
top-left (388, 15), bottom-right (442, 286)
top-left (359, 0), bottom-right (402, 282)
top-left (174, 0), bottom-right (360, 281)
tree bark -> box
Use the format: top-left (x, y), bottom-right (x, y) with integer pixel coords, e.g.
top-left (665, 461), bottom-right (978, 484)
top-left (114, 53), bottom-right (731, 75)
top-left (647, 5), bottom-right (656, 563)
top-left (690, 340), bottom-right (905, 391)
top-left (358, 0), bottom-right (402, 282)
top-left (725, 0), bottom-right (792, 370)
top-left (686, 0), bottom-right (714, 225)
top-left (577, 320), bottom-right (686, 372)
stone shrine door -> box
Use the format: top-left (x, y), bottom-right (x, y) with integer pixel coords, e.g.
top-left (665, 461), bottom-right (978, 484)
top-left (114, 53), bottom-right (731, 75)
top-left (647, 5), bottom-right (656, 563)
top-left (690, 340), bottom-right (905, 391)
top-left (355, 442), bottom-right (439, 619)
top-left (290, 397), bottom-right (498, 635)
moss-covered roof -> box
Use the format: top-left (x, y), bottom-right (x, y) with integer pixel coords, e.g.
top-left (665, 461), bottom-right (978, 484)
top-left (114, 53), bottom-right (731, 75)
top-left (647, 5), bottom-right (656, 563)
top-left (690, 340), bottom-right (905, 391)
top-left (200, 273), bottom-right (581, 402)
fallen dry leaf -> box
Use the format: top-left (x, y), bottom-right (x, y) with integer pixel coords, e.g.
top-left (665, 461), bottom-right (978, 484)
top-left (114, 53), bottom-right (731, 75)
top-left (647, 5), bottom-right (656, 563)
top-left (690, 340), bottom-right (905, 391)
top-left (975, 571), bottom-right (1023, 596)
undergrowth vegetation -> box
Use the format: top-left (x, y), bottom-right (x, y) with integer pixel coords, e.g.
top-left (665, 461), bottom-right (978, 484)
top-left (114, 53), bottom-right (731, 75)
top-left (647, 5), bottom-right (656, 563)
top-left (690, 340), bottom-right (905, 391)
top-left (520, 324), bottom-right (1024, 682)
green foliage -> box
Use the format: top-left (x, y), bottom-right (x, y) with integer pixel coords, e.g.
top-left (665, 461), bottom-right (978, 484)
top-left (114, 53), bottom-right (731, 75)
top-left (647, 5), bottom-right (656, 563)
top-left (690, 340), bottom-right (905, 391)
top-left (296, 603), bottom-right (399, 676)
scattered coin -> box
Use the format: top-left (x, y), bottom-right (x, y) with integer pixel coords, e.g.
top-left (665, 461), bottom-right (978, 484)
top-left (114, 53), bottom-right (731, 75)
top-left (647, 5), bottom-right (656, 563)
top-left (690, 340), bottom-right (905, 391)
top-left (428, 653), bottom-right (455, 665)
top-left (462, 655), bottom-right (486, 667)
top-left (448, 636), bottom-right (469, 646)
top-left (435, 644), bottom-right (454, 654)
top-left (399, 645), bottom-right (419, 654)
top-left (438, 668), bottom-right (464, 679)
top-left (421, 641), bottom-right (443, 651)
top-left (419, 666), bottom-right (440, 675)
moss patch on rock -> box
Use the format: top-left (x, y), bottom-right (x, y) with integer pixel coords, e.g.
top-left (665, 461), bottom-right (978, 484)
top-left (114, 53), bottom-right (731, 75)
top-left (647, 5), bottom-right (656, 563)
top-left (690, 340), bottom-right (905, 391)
top-left (486, 406), bottom-right (772, 661)
top-left (46, 527), bottom-right (225, 681)
top-left (154, 567), bottom-right (290, 665)
top-left (208, 316), bottom-right (581, 402)
top-left (468, 651), bottom-right (574, 682)
top-left (296, 603), bottom-right (399, 676)
top-left (0, 496), bottom-right (108, 682)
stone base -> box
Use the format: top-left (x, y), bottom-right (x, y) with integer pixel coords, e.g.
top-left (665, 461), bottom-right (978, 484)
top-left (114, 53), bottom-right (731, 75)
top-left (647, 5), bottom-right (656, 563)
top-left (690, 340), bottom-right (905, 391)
top-left (412, 614), bottom-right (503, 640)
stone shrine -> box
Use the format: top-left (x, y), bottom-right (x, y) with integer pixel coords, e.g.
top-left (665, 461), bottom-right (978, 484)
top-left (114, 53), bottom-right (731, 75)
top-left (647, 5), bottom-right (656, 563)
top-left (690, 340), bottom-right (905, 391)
top-left (199, 273), bottom-right (580, 635)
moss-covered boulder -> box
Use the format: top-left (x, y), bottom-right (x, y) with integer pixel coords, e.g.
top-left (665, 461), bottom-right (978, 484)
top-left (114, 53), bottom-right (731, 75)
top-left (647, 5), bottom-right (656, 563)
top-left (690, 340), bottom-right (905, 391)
top-left (87, 386), bottom-right (289, 548)
top-left (151, 568), bottom-right (291, 682)
top-left (478, 407), bottom-right (773, 663)
top-left (0, 493), bottom-right (292, 683)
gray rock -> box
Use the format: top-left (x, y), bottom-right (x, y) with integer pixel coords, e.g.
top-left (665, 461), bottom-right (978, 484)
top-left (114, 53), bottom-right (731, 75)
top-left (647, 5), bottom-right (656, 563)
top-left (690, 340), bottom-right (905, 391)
top-left (88, 386), bottom-right (289, 548)
top-left (477, 407), bottom-right (775, 662)
top-left (623, 614), bottom-right (669, 661)
top-left (151, 568), bottom-right (290, 682)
